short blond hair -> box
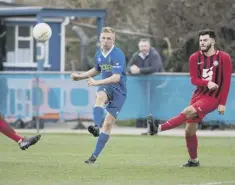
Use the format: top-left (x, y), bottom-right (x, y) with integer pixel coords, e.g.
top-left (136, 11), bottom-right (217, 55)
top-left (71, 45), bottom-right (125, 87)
top-left (101, 27), bottom-right (115, 34)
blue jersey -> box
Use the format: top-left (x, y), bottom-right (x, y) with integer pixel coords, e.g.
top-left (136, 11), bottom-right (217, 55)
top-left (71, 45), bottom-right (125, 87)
top-left (94, 46), bottom-right (127, 94)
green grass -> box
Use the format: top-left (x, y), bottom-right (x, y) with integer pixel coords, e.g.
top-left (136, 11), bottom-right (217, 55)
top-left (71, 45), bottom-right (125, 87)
top-left (0, 133), bottom-right (235, 185)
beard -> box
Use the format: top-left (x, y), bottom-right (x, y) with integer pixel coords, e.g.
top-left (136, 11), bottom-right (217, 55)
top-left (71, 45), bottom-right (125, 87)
top-left (200, 43), bottom-right (212, 52)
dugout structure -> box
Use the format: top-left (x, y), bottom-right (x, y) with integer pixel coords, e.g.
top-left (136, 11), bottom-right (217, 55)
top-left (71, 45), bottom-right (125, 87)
top-left (0, 5), bottom-right (106, 72)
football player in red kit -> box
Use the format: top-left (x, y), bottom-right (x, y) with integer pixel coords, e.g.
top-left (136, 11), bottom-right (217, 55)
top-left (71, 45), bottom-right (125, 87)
top-left (147, 29), bottom-right (232, 167)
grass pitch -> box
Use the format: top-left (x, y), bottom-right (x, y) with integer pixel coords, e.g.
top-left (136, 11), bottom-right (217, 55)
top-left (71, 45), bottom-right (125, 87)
top-left (0, 133), bottom-right (235, 185)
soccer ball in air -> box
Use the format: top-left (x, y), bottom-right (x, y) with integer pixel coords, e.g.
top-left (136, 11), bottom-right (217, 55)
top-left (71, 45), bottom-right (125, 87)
top-left (33, 23), bottom-right (52, 42)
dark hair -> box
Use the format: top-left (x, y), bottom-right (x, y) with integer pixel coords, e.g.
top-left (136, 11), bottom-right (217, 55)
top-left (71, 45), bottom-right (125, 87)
top-left (139, 38), bottom-right (151, 43)
top-left (198, 29), bottom-right (216, 39)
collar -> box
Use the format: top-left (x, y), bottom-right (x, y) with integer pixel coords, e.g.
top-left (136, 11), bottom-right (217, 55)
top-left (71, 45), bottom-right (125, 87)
top-left (102, 45), bottom-right (115, 58)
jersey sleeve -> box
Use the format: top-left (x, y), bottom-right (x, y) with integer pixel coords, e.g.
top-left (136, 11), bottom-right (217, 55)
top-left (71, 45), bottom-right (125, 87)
top-left (189, 53), bottom-right (209, 86)
top-left (112, 50), bottom-right (126, 74)
top-left (95, 62), bottom-right (101, 72)
top-left (219, 53), bottom-right (232, 105)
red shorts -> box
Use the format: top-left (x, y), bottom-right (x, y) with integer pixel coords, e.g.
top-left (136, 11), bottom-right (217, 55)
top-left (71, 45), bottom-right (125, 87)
top-left (187, 95), bottom-right (219, 123)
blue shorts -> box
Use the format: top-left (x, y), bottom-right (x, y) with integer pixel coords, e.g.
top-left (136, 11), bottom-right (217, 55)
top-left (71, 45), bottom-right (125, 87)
top-left (97, 85), bottom-right (126, 118)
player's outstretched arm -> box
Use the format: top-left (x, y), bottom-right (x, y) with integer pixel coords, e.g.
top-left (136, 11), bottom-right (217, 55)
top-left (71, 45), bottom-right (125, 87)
top-left (71, 68), bottom-right (100, 81)
top-left (87, 74), bottom-right (120, 86)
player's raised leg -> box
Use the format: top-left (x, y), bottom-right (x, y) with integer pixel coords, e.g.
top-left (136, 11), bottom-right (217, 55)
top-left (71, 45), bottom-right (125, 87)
top-left (147, 105), bottom-right (197, 135)
top-left (88, 91), bottom-right (108, 137)
top-left (147, 107), bottom-right (200, 167)
top-left (0, 113), bottom-right (23, 142)
top-left (85, 112), bottom-right (115, 164)
top-left (0, 114), bottom-right (41, 150)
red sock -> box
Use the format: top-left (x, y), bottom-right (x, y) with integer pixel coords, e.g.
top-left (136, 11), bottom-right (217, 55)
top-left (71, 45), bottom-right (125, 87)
top-left (0, 118), bottom-right (23, 142)
top-left (161, 113), bottom-right (187, 131)
top-left (185, 134), bottom-right (198, 159)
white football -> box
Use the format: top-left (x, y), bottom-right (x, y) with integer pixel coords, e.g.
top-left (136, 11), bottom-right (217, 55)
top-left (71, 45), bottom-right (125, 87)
top-left (33, 23), bottom-right (52, 42)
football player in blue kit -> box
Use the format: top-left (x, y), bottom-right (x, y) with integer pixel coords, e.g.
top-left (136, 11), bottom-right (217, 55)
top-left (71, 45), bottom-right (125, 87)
top-left (71, 27), bottom-right (127, 164)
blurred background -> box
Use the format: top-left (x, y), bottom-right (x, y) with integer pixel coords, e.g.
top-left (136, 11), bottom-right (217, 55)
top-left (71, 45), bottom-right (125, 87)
top-left (0, 0), bottom-right (234, 131)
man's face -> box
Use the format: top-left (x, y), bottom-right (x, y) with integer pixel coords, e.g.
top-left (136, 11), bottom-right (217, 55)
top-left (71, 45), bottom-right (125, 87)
top-left (199, 34), bottom-right (214, 52)
top-left (100, 32), bottom-right (115, 51)
top-left (138, 41), bottom-right (150, 55)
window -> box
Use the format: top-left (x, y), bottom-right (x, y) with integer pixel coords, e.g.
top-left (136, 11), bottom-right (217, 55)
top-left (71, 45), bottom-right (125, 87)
top-left (5, 25), bottom-right (50, 68)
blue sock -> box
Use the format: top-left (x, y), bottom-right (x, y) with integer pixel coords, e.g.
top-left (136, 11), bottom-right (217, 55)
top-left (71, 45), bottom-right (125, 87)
top-left (93, 106), bottom-right (104, 127)
top-left (93, 132), bottom-right (109, 158)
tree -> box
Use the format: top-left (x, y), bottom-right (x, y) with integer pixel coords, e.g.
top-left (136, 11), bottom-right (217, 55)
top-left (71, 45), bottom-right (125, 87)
top-left (17, 0), bottom-right (235, 72)
top-left (105, 0), bottom-right (235, 72)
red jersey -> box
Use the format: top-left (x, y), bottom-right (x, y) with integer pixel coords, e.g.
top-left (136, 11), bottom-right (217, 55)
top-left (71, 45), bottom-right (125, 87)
top-left (189, 50), bottom-right (232, 106)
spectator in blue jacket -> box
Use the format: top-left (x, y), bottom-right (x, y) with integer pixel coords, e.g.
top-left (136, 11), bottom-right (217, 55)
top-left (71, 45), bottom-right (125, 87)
top-left (127, 38), bottom-right (164, 75)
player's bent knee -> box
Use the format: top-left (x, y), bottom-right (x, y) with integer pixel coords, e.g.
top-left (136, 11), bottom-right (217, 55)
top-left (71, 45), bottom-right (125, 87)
top-left (102, 113), bottom-right (116, 134)
top-left (96, 92), bottom-right (108, 106)
top-left (102, 122), bottom-right (113, 134)
top-left (185, 129), bottom-right (196, 137)
top-left (185, 123), bottom-right (197, 136)
top-left (182, 106), bottom-right (197, 117)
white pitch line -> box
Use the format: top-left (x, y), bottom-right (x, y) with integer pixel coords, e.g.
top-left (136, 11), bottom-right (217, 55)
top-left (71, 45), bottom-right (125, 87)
top-left (177, 181), bottom-right (235, 185)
